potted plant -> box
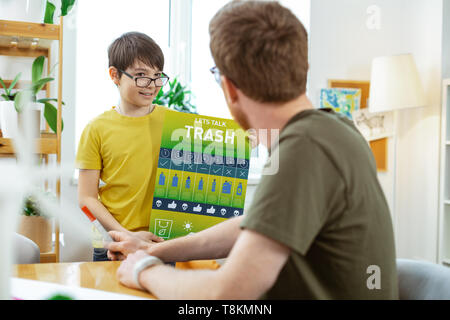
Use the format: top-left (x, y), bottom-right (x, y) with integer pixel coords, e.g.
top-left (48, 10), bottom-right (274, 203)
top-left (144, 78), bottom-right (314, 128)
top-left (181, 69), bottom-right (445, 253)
top-left (0, 73), bottom-right (21, 137)
top-left (0, 73), bottom-right (22, 101)
top-left (0, 55), bottom-right (64, 138)
top-left (17, 194), bottom-right (53, 253)
top-left (153, 77), bottom-right (198, 114)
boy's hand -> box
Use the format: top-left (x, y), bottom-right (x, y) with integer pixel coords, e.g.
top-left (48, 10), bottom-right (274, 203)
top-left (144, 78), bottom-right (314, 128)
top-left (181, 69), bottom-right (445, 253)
top-left (132, 231), bottom-right (164, 243)
top-left (106, 231), bottom-right (153, 260)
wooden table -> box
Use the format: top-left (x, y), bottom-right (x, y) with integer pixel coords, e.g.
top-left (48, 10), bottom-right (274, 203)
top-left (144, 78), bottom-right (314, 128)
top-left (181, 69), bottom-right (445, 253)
top-left (13, 261), bottom-right (155, 299)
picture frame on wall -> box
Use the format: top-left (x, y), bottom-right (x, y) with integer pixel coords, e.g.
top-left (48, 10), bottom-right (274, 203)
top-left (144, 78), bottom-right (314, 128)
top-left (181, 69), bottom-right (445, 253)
top-left (319, 87), bottom-right (361, 120)
top-left (326, 79), bottom-right (391, 172)
top-left (328, 79), bottom-right (371, 109)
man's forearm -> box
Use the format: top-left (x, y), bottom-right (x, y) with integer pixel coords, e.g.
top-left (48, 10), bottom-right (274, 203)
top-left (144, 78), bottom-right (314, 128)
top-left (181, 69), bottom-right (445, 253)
top-left (132, 227), bottom-right (288, 300)
top-left (147, 216), bottom-right (244, 262)
top-left (139, 265), bottom-right (223, 299)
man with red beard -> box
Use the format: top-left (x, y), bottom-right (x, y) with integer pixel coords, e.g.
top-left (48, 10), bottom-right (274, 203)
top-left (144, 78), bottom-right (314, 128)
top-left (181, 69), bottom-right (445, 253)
top-left (106, 1), bottom-right (398, 300)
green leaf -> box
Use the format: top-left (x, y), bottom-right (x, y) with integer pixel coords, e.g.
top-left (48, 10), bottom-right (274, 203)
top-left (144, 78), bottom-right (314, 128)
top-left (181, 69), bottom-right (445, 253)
top-left (31, 77), bottom-right (54, 95)
top-left (61, 0), bottom-right (76, 16)
top-left (32, 56), bottom-right (45, 84)
top-left (43, 102), bottom-right (64, 133)
top-left (37, 98), bottom-right (65, 106)
top-left (173, 90), bottom-right (184, 103)
top-left (152, 89), bottom-right (164, 105)
top-left (169, 79), bottom-right (177, 90)
top-left (44, 1), bottom-right (56, 24)
top-left (0, 77), bottom-right (7, 91)
top-left (49, 62), bottom-right (59, 77)
top-left (9, 72), bottom-right (22, 91)
top-left (1, 93), bottom-right (11, 101)
top-left (0, 74), bottom-right (22, 99)
top-left (14, 90), bottom-right (33, 113)
top-left (23, 207), bottom-right (32, 216)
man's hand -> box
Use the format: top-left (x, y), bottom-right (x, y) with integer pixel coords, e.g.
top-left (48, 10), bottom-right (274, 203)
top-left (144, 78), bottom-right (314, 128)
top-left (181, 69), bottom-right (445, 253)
top-left (131, 231), bottom-right (164, 243)
top-left (116, 250), bottom-right (150, 290)
top-left (105, 231), bottom-right (159, 260)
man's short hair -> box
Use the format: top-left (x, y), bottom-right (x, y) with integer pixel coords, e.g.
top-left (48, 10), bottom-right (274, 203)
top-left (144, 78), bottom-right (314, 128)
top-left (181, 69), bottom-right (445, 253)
top-left (108, 32), bottom-right (164, 77)
top-left (209, 1), bottom-right (309, 103)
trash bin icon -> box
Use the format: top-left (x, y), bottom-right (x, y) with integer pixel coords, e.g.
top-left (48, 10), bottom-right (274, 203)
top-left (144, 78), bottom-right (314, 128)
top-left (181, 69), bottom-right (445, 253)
top-left (154, 219), bottom-right (173, 239)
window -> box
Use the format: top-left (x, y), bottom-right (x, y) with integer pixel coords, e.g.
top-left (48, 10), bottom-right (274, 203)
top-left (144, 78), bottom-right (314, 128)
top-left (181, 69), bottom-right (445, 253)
top-left (75, 0), bottom-right (170, 146)
top-left (191, 0), bottom-right (230, 119)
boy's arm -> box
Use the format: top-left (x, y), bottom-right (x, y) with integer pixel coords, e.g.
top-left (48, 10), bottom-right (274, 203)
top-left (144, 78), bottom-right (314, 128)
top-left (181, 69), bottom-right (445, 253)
top-left (78, 169), bottom-right (128, 233)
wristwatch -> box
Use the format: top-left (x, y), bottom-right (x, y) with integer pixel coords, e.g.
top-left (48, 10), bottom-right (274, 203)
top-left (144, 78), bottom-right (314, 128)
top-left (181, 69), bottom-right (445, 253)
top-left (132, 255), bottom-right (163, 290)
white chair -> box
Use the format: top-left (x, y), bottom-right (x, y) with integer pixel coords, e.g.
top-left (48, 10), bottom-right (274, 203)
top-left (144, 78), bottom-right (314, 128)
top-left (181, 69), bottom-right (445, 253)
top-left (397, 258), bottom-right (450, 300)
top-left (13, 233), bottom-right (40, 264)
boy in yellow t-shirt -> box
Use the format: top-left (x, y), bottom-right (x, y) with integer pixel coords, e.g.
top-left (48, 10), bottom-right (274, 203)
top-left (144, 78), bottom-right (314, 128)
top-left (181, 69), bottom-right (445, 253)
top-left (76, 32), bottom-right (170, 261)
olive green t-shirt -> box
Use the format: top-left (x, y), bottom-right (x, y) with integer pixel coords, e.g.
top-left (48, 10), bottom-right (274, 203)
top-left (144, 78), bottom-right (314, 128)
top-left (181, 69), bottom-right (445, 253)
top-left (241, 108), bottom-right (398, 299)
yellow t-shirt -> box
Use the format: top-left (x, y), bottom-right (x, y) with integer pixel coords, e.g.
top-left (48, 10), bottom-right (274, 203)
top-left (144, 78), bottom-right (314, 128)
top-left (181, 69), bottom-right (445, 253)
top-left (76, 105), bottom-right (168, 234)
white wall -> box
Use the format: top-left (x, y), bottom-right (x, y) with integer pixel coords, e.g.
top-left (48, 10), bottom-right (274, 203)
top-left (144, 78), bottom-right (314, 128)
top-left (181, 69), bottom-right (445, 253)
top-left (310, 0), bottom-right (444, 262)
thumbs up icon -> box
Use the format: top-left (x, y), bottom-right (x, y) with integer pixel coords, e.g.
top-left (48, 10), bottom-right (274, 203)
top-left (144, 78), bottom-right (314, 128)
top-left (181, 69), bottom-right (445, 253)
top-left (193, 204), bottom-right (202, 212)
top-left (207, 206), bottom-right (216, 214)
top-left (168, 201), bottom-right (177, 209)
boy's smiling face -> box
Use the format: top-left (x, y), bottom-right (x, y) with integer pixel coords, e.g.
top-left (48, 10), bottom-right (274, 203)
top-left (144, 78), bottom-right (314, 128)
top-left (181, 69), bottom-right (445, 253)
top-left (113, 59), bottom-right (163, 109)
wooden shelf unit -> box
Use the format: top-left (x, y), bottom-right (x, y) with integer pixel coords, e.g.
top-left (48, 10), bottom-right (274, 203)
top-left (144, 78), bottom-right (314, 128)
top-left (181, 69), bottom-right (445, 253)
top-left (0, 18), bottom-right (64, 263)
top-left (0, 136), bottom-right (58, 154)
top-left (0, 19), bottom-right (60, 40)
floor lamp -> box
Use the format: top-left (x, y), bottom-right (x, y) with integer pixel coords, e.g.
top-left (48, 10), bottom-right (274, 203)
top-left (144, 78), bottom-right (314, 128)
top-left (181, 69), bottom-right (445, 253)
top-left (369, 53), bottom-right (427, 242)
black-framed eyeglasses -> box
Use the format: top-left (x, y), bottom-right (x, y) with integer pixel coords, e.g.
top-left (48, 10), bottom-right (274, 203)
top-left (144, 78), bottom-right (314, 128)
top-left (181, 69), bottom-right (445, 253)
top-left (210, 66), bottom-right (221, 85)
top-left (118, 69), bottom-right (170, 88)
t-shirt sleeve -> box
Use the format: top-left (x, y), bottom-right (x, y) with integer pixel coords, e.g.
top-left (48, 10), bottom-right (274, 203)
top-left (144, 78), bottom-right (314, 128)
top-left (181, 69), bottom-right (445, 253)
top-left (240, 134), bottom-right (345, 255)
top-left (75, 122), bottom-right (102, 170)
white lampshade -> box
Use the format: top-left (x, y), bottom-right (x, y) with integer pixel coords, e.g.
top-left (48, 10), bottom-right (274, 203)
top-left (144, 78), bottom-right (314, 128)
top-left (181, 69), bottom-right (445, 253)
top-left (369, 54), bottom-right (426, 113)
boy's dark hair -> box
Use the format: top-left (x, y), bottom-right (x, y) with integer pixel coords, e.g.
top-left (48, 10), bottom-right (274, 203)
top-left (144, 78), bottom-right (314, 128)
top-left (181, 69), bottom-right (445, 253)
top-left (209, 1), bottom-right (309, 103)
top-left (108, 32), bottom-right (164, 77)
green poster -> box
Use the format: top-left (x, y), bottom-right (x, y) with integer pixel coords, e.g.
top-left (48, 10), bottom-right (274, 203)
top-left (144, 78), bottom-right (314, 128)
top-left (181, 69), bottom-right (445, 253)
top-left (149, 110), bottom-right (251, 240)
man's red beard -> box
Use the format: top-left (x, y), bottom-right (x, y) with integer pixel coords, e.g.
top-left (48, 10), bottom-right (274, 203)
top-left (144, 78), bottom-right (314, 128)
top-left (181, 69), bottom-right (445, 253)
top-left (229, 105), bottom-right (251, 131)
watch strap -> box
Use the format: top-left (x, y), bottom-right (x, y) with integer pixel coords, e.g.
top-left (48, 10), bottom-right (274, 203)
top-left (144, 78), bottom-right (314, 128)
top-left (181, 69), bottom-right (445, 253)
top-left (132, 255), bottom-right (163, 290)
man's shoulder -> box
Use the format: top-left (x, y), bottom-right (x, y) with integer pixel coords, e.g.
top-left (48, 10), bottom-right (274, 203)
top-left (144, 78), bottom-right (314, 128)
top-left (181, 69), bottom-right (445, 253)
top-left (280, 108), bottom-right (365, 151)
top-left (282, 108), bottom-right (354, 133)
